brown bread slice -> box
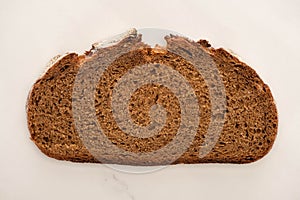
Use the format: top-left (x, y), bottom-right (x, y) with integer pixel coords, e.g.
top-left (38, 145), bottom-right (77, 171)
top-left (26, 31), bottom-right (278, 165)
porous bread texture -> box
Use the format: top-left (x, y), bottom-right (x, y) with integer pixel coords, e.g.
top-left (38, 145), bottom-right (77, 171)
top-left (26, 35), bottom-right (278, 165)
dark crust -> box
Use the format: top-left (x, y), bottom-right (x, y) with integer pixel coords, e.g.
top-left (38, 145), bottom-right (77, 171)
top-left (26, 39), bottom-right (278, 165)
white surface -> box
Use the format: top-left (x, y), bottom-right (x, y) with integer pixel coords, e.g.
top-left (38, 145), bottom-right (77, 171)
top-left (0, 0), bottom-right (300, 200)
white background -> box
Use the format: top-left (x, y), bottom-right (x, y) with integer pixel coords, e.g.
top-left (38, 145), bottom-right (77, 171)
top-left (1, 0), bottom-right (300, 199)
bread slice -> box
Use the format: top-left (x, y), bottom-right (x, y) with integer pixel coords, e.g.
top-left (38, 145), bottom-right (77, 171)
top-left (26, 29), bottom-right (278, 165)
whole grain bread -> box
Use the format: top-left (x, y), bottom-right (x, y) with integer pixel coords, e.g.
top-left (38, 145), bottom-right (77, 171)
top-left (26, 30), bottom-right (278, 165)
